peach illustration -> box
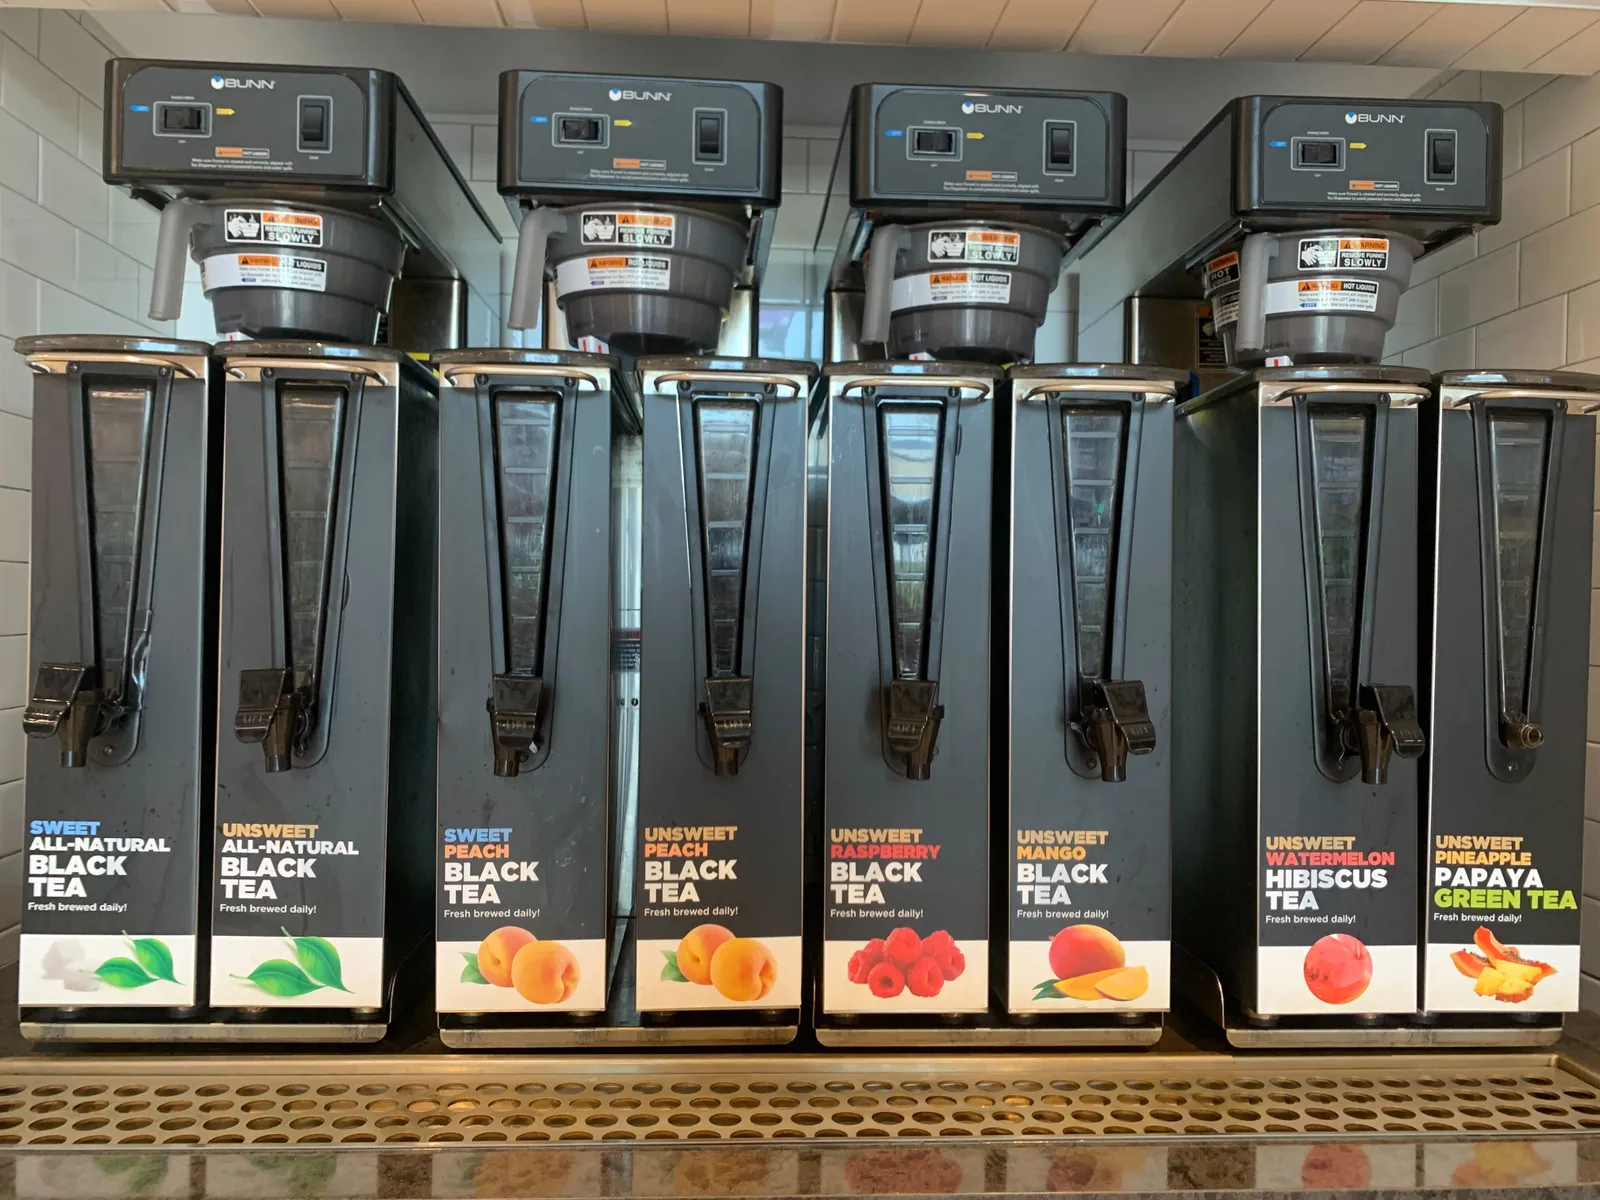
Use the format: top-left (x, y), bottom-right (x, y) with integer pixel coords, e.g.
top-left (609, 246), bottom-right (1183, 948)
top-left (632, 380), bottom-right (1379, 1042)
top-left (677, 924), bottom-right (735, 986)
top-left (1048, 924), bottom-right (1125, 982)
top-left (477, 926), bottom-right (536, 988)
top-left (1303, 933), bottom-right (1372, 1005)
top-left (511, 939), bottom-right (579, 1004)
top-left (708, 937), bottom-right (777, 1002)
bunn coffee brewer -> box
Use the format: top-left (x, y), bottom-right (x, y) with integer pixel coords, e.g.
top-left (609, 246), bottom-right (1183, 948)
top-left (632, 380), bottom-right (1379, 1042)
top-left (81, 58), bottom-right (498, 1040)
top-left (459, 69), bottom-right (804, 1045)
top-left (1070, 94), bottom-right (1504, 1046)
top-left (1418, 369), bottom-right (1597, 1035)
top-left (815, 83), bottom-right (1128, 1045)
top-left (15, 336), bottom-right (219, 1037)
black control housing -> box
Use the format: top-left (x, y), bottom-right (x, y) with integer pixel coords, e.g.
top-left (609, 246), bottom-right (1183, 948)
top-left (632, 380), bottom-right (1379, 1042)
top-left (498, 70), bottom-right (781, 204)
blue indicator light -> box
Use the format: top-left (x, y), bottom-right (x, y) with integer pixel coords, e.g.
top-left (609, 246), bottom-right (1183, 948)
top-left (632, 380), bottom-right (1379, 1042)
top-left (1270, 140), bottom-right (1287, 147)
top-left (885, 129), bottom-right (903, 137)
top-left (131, 104), bottom-right (150, 112)
top-left (530, 115), bottom-right (549, 123)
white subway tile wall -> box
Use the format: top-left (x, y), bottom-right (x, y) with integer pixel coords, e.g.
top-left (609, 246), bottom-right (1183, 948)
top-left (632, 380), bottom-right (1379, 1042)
top-left (1392, 68), bottom-right (1600, 1014)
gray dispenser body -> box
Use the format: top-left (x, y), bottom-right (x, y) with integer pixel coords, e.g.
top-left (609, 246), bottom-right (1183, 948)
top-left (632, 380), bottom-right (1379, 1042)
top-left (1172, 366), bottom-right (1425, 1019)
top-left (433, 350), bottom-right (621, 1025)
top-left (16, 336), bottom-right (218, 1019)
top-left (1003, 365), bottom-right (1185, 1017)
top-left (209, 343), bottom-right (437, 1025)
top-left (1420, 370), bottom-right (1597, 1018)
top-left (106, 58), bottom-right (502, 347)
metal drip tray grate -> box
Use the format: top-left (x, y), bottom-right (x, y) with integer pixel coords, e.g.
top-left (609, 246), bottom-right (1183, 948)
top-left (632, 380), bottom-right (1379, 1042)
top-left (2, 1054), bottom-right (1598, 1147)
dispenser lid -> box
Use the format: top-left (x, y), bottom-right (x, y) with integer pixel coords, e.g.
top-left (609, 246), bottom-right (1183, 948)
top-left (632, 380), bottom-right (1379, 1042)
top-left (15, 334), bottom-right (212, 357)
top-left (634, 355), bottom-right (819, 380)
top-left (1438, 368), bottom-right (1600, 392)
top-left (1010, 363), bottom-right (1190, 385)
top-left (830, 360), bottom-right (1004, 380)
top-left (216, 341), bottom-right (414, 362)
top-left (430, 348), bottom-right (620, 370)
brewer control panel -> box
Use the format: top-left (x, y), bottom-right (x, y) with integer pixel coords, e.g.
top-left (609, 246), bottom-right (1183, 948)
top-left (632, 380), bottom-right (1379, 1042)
top-left (850, 83), bottom-right (1125, 212)
top-left (1242, 97), bottom-right (1500, 217)
top-left (106, 61), bottom-right (392, 188)
top-left (499, 71), bottom-right (781, 203)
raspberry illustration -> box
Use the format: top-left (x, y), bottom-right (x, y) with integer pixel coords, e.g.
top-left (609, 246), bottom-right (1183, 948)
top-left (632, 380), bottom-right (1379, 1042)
top-left (847, 949), bottom-right (874, 985)
top-left (922, 929), bottom-right (955, 957)
top-left (907, 956), bottom-right (945, 997)
top-left (867, 961), bottom-right (905, 999)
top-left (935, 944), bottom-right (965, 981)
top-left (861, 937), bottom-right (888, 963)
top-left (885, 927), bottom-right (922, 967)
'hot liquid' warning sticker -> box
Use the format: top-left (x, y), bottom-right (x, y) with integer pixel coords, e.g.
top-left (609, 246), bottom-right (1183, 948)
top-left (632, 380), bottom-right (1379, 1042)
top-left (579, 211), bottom-right (675, 248)
top-left (1262, 277), bottom-right (1380, 315)
top-left (892, 269), bottom-right (1012, 310)
top-left (201, 252), bottom-right (327, 293)
top-left (1298, 236), bottom-right (1390, 271)
top-left (1203, 251), bottom-right (1239, 294)
top-left (927, 229), bottom-right (1020, 264)
top-left (555, 255), bottom-right (671, 294)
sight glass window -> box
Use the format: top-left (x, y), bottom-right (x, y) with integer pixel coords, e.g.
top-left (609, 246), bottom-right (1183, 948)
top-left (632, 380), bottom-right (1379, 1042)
top-left (1307, 409), bottom-right (1373, 718)
top-left (878, 403), bottom-right (944, 681)
top-left (694, 398), bottom-right (759, 677)
top-left (494, 391), bottom-right (561, 675)
top-left (277, 386), bottom-right (344, 686)
top-left (1061, 407), bottom-right (1126, 686)
top-left (1488, 410), bottom-right (1551, 725)
top-left (85, 383), bottom-right (153, 699)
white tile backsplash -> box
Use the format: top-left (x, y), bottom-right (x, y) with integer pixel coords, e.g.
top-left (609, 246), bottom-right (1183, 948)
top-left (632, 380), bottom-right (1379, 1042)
top-left (1437, 244), bottom-right (1519, 333)
top-left (1472, 294), bottom-right (1567, 369)
top-left (1, 32), bottom-right (82, 155)
top-left (37, 11), bottom-right (105, 101)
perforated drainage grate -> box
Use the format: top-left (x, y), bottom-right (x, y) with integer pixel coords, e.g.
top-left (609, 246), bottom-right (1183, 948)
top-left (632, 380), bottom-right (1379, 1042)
top-left (1, 1055), bottom-right (1598, 1147)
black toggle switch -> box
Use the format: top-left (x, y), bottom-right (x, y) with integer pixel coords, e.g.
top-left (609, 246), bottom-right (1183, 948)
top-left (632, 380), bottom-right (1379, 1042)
top-left (154, 102), bottom-right (210, 138)
top-left (911, 127), bottom-right (958, 157)
top-left (1429, 132), bottom-right (1457, 182)
top-left (558, 115), bottom-right (604, 144)
top-left (1298, 139), bottom-right (1340, 168)
top-left (1045, 121), bottom-right (1074, 172)
top-left (694, 111), bottom-right (724, 163)
top-left (297, 97), bottom-right (330, 153)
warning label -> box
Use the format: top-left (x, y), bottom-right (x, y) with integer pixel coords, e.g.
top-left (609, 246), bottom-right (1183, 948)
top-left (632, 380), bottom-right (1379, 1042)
top-left (927, 229), bottom-right (1020, 264)
top-left (1212, 288), bottom-right (1241, 328)
top-left (580, 211), bottom-right (675, 248)
top-left (555, 254), bottom-right (671, 294)
top-left (1298, 236), bottom-right (1390, 271)
top-left (1204, 252), bottom-right (1239, 294)
top-left (1263, 277), bottom-right (1380, 315)
top-left (892, 269), bottom-right (1012, 310)
top-left (224, 209), bottom-right (323, 247)
top-left (201, 252), bottom-right (327, 293)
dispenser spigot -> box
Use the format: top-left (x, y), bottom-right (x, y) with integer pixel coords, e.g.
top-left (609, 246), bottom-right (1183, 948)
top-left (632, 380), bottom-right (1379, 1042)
top-left (1082, 679), bottom-right (1157, 783)
top-left (1337, 683), bottom-right (1425, 785)
top-left (488, 674), bottom-right (544, 778)
top-left (885, 679), bottom-right (944, 780)
top-left (1500, 713), bottom-right (1544, 749)
top-left (23, 663), bottom-right (101, 768)
top-left (235, 668), bottom-right (299, 773)
top-left (701, 676), bottom-right (753, 777)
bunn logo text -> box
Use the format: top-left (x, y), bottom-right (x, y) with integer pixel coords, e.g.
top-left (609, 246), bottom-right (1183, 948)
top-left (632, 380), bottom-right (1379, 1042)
top-left (1344, 111), bottom-right (1404, 124)
top-left (210, 76), bottom-right (275, 90)
top-left (608, 87), bottom-right (671, 101)
top-left (961, 101), bottom-right (1023, 114)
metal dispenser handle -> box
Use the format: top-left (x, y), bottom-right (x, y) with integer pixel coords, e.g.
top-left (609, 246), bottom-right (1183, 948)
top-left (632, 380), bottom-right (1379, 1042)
top-left (885, 679), bottom-right (944, 781)
top-left (1234, 232), bottom-right (1276, 356)
top-left (1339, 683), bottom-right (1425, 785)
top-left (488, 674), bottom-right (544, 778)
top-left (508, 208), bottom-right (568, 332)
top-left (149, 198), bottom-right (201, 322)
top-left (235, 667), bottom-right (298, 774)
top-left (1082, 679), bottom-right (1156, 784)
top-left (23, 664), bottom-right (101, 768)
top-left (702, 676), bottom-right (754, 777)
top-left (860, 225), bottom-right (909, 350)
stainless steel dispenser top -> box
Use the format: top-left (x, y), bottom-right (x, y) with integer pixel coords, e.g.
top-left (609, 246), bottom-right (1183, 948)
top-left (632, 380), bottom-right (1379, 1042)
top-left (1070, 95), bottom-right (1502, 368)
top-left (105, 58), bottom-right (502, 346)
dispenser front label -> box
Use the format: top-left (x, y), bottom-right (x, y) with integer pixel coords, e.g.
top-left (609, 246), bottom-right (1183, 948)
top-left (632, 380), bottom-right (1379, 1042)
top-left (434, 824), bottom-right (608, 1013)
top-left (891, 269), bottom-right (1011, 311)
top-left (927, 229), bottom-right (1020, 264)
top-left (224, 209), bottom-right (324, 247)
top-left (823, 825), bottom-right (988, 1014)
top-left (1297, 236), bottom-right (1389, 271)
top-left (201, 252), bottom-right (327, 293)
top-left (1261, 277), bottom-right (1379, 316)
top-left (579, 210), bottom-right (675, 248)
top-left (555, 255), bottom-right (670, 295)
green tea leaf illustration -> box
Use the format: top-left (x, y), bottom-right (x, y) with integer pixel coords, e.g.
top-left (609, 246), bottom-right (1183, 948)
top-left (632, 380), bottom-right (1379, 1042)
top-left (1033, 979), bottom-right (1063, 1001)
top-left (660, 949), bottom-right (689, 984)
top-left (461, 952), bottom-right (490, 985)
top-left (234, 958), bottom-right (322, 997)
top-left (94, 957), bottom-right (156, 989)
top-left (124, 933), bottom-right (178, 984)
top-left (282, 927), bottom-right (350, 991)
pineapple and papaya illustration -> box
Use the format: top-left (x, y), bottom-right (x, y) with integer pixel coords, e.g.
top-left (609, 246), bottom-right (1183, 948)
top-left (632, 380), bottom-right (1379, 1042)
top-left (1449, 925), bottom-right (1557, 1002)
